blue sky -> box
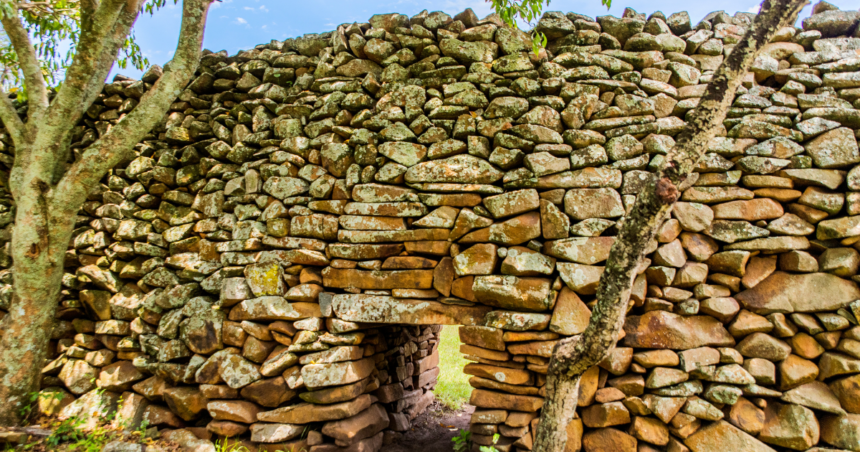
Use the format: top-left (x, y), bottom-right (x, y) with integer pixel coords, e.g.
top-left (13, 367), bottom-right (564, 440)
top-left (112, 0), bottom-right (860, 80)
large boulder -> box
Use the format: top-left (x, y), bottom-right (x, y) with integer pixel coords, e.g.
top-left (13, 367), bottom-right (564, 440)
top-left (623, 311), bottom-right (735, 350)
top-left (735, 272), bottom-right (860, 314)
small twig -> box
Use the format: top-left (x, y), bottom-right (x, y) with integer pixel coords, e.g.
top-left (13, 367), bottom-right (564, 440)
top-left (15, 1), bottom-right (78, 19)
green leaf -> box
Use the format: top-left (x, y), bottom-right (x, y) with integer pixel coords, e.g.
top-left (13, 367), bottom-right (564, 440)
top-left (488, 0), bottom-right (554, 53)
top-left (1, 0), bottom-right (173, 90)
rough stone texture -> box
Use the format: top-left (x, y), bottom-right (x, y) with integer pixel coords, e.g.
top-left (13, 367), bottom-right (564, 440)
top-left (623, 311), bottom-right (735, 350)
top-left (735, 272), bottom-right (860, 314)
top-left (13, 5), bottom-right (860, 452)
top-left (685, 421), bottom-right (776, 452)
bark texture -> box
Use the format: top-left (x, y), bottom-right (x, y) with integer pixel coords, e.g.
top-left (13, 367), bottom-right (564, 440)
top-left (0, 0), bottom-right (213, 426)
top-left (531, 0), bottom-right (809, 450)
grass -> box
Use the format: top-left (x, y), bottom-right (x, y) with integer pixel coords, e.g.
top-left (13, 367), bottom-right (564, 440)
top-left (432, 325), bottom-right (472, 410)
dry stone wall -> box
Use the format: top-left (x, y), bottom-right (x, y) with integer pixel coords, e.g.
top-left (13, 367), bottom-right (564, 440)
top-left (5, 3), bottom-right (860, 452)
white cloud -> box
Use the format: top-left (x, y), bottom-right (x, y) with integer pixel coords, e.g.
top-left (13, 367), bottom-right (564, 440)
top-left (442, 0), bottom-right (494, 19)
top-left (235, 17), bottom-right (248, 25)
top-left (211, 0), bottom-right (231, 10)
top-left (260, 5), bottom-right (269, 12)
top-left (746, 4), bottom-right (761, 13)
top-left (244, 6), bottom-right (255, 11)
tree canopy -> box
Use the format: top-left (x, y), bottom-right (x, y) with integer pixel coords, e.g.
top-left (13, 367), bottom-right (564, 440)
top-left (0, 0), bottom-right (175, 97)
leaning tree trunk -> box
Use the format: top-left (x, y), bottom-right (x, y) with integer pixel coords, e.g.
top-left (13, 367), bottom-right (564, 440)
top-left (531, 0), bottom-right (809, 450)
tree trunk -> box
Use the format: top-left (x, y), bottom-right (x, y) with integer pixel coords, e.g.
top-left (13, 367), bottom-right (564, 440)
top-left (0, 174), bottom-right (71, 425)
top-left (531, 1), bottom-right (809, 450)
top-left (0, 267), bottom-right (65, 425)
top-left (0, 0), bottom-right (213, 427)
top-left (533, 370), bottom-right (581, 451)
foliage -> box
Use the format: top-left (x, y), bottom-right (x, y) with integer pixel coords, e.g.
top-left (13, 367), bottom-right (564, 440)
top-left (15, 390), bottom-right (65, 426)
top-left (0, 0), bottom-right (177, 93)
top-left (15, 391), bottom-right (41, 422)
top-left (453, 430), bottom-right (501, 452)
top-left (479, 434), bottom-right (501, 452)
top-left (44, 415), bottom-right (88, 449)
top-left (487, 0), bottom-right (611, 54)
top-left (431, 326), bottom-right (471, 410)
top-left (37, 388), bottom-right (120, 451)
top-left (452, 429), bottom-right (472, 452)
top-left (488, 0), bottom-right (548, 55)
top-left (131, 418), bottom-right (151, 443)
top-left (9, 405), bottom-right (176, 452)
top-left (214, 437), bottom-right (251, 452)
top-left (213, 437), bottom-right (308, 452)
top-left (0, 0), bottom-right (81, 89)
top-left (489, 0), bottom-right (547, 28)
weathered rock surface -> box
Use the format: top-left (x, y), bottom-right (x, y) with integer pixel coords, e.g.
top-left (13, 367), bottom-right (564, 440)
top-left (624, 311), bottom-right (735, 350)
top-left (23, 4), bottom-right (860, 452)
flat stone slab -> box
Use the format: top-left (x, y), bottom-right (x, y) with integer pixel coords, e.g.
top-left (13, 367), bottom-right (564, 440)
top-left (469, 389), bottom-right (544, 412)
top-left (321, 268), bottom-right (434, 290)
top-left (228, 298), bottom-right (321, 321)
top-left (331, 294), bottom-right (492, 325)
top-left (302, 358), bottom-right (376, 389)
top-left (735, 271), bottom-right (860, 314)
top-left (258, 394), bottom-right (372, 423)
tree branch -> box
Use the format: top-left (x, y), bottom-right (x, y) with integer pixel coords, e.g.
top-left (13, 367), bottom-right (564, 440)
top-left (15, 1), bottom-right (78, 19)
top-left (43, 0), bottom-right (127, 129)
top-left (80, 0), bottom-right (142, 113)
top-left (0, 87), bottom-right (24, 145)
top-left (34, 0), bottom-right (140, 184)
top-left (80, 0), bottom-right (99, 34)
top-left (53, 0), bottom-right (212, 215)
top-left (531, 0), bottom-right (809, 451)
top-left (0, 8), bottom-right (49, 123)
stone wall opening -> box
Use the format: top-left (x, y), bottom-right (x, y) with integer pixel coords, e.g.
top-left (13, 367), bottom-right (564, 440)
top-left (2, 4), bottom-right (860, 452)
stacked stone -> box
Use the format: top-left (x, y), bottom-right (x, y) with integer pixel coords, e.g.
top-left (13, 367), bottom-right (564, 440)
top-left (374, 325), bottom-right (442, 433)
top-left (4, 1), bottom-right (860, 451)
top-left (6, 27), bottom-right (453, 451)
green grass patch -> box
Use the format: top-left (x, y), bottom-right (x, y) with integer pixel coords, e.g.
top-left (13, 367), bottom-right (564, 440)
top-left (432, 325), bottom-right (472, 410)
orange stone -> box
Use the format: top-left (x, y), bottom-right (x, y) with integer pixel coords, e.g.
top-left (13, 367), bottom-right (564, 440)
top-left (582, 428), bottom-right (637, 452)
top-left (581, 402), bottom-right (631, 428)
top-left (469, 389), bottom-right (544, 412)
top-left (727, 397), bottom-right (764, 436)
top-left (321, 267), bottom-right (433, 290)
top-left (629, 416), bottom-right (669, 446)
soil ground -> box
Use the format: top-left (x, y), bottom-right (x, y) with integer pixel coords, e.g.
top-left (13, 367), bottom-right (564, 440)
top-left (380, 401), bottom-right (475, 452)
